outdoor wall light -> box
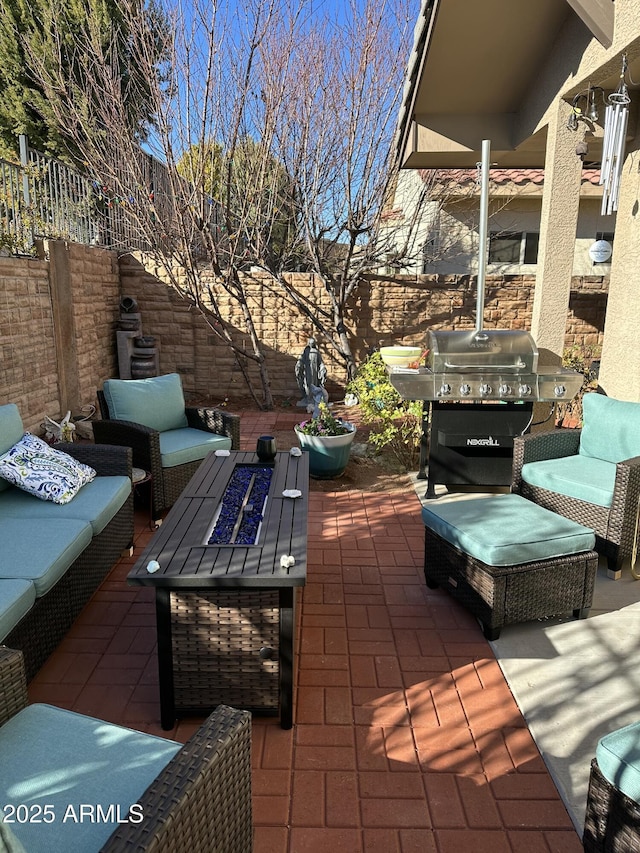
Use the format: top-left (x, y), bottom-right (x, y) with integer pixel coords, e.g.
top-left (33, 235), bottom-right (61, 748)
top-left (567, 85), bottom-right (606, 130)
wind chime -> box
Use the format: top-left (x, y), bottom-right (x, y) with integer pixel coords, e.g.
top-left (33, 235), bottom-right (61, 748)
top-left (600, 55), bottom-right (631, 215)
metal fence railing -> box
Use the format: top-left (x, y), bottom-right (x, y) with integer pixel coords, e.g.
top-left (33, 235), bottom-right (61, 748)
top-left (0, 135), bottom-right (218, 256)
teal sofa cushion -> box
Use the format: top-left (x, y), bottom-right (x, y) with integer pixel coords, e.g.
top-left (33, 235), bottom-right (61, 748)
top-left (159, 427), bottom-right (231, 468)
top-left (0, 406), bottom-right (25, 494)
top-left (421, 493), bottom-right (595, 567)
top-left (579, 393), bottom-right (640, 464)
top-left (0, 476), bottom-right (131, 536)
top-left (0, 579), bottom-right (36, 643)
top-left (0, 519), bottom-right (93, 596)
top-left (596, 721), bottom-right (640, 803)
top-left (0, 704), bottom-right (181, 853)
top-left (521, 455), bottom-right (616, 508)
top-left (102, 373), bottom-right (188, 432)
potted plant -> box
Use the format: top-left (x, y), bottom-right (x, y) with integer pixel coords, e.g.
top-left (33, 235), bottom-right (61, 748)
top-left (294, 402), bottom-right (356, 479)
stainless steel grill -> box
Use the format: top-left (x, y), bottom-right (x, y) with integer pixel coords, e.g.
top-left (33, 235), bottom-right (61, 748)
top-left (387, 140), bottom-right (584, 496)
top-left (389, 328), bottom-right (583, 403)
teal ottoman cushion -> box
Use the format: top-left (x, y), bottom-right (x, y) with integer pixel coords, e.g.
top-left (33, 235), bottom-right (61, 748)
top-left (103, 373), bottom-right (188, 432)
top-left (0, 519), bottom-right (93, 596)
top-left (0, 704), bottom-right (181, 853)
top-left (0, 580), bottom-right (37, 642)
top-left (596, 721), bottom-right (640, 803)
top-left (159, 427), bottom-right (231, 468)
top-left (421, 493), bottom-right (595, 566)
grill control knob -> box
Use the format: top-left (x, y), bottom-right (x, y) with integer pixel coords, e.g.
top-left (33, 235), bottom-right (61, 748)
top-left (554, 384), bottom-right (566, 398)
top-left (498, 383), bottom-right (511, 397)
top-left (479, 383), bottom-right (492, 397)
top-left (518, 383), bottom-right (532, 397)
top-left (438, 383), bottom-right (452, 397)
top-left (459, 383), bottom-right (472, 397)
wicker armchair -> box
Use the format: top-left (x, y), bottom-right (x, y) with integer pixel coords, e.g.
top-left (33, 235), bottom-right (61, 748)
top-left (0, 646), bottom-right (253, 852)
top-left (93, 378), bottom-right (240, 521)
top-left (512, 427), bottom-right (640, 578)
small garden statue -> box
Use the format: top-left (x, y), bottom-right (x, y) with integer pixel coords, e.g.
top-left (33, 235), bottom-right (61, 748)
top-left (295, 337), bottom-right (327, 408)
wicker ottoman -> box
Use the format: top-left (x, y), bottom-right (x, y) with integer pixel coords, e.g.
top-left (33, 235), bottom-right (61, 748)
top-left (422, 493), bottom-right (598, 640)
top-left (584, 722), bottom-right (640, 852)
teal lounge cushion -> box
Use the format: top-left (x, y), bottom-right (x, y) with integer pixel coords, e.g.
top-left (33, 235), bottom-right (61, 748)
top-left (0, 518), bottom-right (93, 596)
top-left (421, 493), bottom-right (595, 567)
top-left (596, 721), bottom-right (640, 803)
top-left (579, 393), bottom-right (640, 464)
top-left (159, 427), bottom-right (231, 468)
top-left (0, 579), bottom-right (36, 643)
top-left (0, 406), bottom-right (25, 494)
top-left (0, 434), bottom-right (96, 505)
top-left (102, 373), bottom-right (188, 432)
top-left (0, 476), bottom-right (131, 536)
top-left (521, 455), bottom-right (616, 508)
top-left (0, 704), bottom-right (181, 853)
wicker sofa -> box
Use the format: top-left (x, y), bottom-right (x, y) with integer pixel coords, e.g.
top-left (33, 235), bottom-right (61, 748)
top-left (0, 646), bottom-right (253, 852)
top-left (512, 393), bottom-right (640, 578)
top-left (93, 373), bottom-right (240, 522)
top-left (0, 404), bottom-right (134, 680)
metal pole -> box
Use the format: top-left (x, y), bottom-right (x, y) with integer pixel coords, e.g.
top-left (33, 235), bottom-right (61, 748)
top-left (476, 139), bottom-right (491, 332)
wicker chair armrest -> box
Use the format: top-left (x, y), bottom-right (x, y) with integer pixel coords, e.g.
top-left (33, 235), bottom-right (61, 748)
top-left (92, 420), bottom-right (161, 476)
top-left (100, 705), bottom-right (252, 853)
top-left (185, 407), bottom-right (241, 450)
top-left (512, 429), bottom-right (582, 492)
top-left (611, 454), bottom-right (640, 540)
top-left (55, 443), bottom-right (132, 478)
top-left (0, 648), bottom-right (28, 727)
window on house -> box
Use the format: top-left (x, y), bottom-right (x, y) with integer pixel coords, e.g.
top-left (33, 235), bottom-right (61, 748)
top-left (488, 231), bottom-right (539, 264)
top-left (421, 237), bottom-right (439, 273)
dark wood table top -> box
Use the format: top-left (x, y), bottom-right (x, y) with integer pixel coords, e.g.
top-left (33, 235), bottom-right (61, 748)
top-left (128, 451), bottom-right (308, 588)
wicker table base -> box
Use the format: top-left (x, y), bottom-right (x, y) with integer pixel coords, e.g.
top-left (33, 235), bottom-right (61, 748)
top-left (424, 527), bottom-right (598, 640)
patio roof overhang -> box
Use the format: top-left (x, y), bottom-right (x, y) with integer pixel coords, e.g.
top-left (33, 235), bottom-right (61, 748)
top-left (395, 0), bottom-right (622, 170)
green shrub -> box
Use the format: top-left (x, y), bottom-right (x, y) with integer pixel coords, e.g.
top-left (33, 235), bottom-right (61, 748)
top-left (346, 351), bottom-right (422, 469)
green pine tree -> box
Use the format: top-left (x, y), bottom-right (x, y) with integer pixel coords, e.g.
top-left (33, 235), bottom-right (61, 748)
top-left (0, 0), bottom-right (168, 164)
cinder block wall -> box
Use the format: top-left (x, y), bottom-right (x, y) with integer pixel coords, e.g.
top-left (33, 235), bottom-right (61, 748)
top-left (0, 243), bottom-right (607, 430)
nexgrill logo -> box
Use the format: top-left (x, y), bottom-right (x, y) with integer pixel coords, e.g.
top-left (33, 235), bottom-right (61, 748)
top-left (466, 436), bottom-right (500, 446)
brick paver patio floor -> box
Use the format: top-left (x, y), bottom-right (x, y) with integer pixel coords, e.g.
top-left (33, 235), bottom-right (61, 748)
top-left (27, 410), bottom-right (583, 852)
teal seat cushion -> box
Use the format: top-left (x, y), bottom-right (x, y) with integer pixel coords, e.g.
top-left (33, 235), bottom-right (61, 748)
top-left (596, 721), bottom-right (640, 803)
top-left (421, 493), bottom-right (595, 566)
top-left (579, 393), bottom-right (640, 464)
top-left (521, 455), bottom-right (616, 508)
top-left (159, 428), bottom-right (231, 468)
top-left (102, 373), bottom-right (188, 432)
top-left (0, 476), bottom-right (131, 536)
top-left (0, 704), bottom-right (181, 853)
top-left (0, 519), bottom-right (93, 596)
top-left (0, 406), bottom-right (25, 494)
top-left (0, 579), bottom-right (36, 643)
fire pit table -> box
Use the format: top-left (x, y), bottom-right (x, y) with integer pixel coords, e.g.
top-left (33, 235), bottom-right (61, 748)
top-left (128, 450), bottom-right (308, 730)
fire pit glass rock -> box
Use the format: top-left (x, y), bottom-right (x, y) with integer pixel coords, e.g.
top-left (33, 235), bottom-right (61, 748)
top-left (207, 464), bottom-right (273, 545)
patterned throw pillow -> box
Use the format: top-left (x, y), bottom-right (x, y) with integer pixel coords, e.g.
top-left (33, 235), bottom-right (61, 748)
top-left (0, 433), bottom-right (96, 504)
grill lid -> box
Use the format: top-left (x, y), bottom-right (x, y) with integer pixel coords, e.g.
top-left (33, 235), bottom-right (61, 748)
top-left (428, 329), bottom-right (538, 374)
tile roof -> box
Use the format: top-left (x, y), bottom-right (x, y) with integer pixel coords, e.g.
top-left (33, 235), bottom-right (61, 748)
top-left (421, 167), bottom-right (601, 187)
